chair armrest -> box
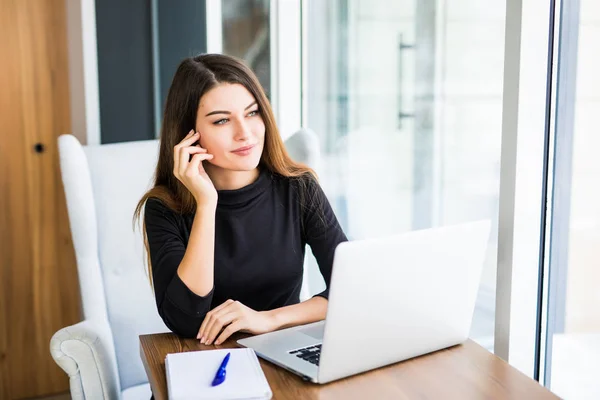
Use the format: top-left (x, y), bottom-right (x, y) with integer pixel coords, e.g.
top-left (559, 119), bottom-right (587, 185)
top-left (50, 320), bottom-right (121, 400)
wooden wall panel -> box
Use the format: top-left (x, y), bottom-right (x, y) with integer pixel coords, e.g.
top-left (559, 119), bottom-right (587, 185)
top-left (0, 0), bottom-right (82, 398)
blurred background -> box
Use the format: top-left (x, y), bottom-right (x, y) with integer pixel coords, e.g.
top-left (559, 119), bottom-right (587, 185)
top-left (0, 0), bottom-right (598, 399)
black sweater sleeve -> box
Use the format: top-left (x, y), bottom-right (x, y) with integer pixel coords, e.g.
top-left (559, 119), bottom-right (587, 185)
top-left (144, 198), bottom-right (214, 338)
top-left (301, 176), bottom-right (348, 299)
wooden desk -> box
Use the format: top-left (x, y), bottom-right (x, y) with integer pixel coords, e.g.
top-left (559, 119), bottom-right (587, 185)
top-left (140, 333), bottom-right (559, 399)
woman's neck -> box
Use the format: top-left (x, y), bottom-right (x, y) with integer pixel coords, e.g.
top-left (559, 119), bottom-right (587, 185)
top-left (204, 165), bottom-right (260, 191)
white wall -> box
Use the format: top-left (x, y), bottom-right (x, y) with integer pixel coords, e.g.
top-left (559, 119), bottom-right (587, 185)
top-left (65, 0), bottom-right (100, 145)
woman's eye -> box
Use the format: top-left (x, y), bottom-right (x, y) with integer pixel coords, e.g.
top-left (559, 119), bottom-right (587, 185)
top-left (214, 118), bottom-right (228, 125)
top-left (247, 110), bottom-right (259, 117)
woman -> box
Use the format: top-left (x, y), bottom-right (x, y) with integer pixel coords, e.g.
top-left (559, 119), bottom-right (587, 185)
top-left (134, 54), bottom-right (347, 345)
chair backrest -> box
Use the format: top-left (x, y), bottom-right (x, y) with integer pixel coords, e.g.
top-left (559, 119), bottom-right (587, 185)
top-left (58, 128), bottom-right (321, 392)
top-left (59, 135), bottom-right (167, 391)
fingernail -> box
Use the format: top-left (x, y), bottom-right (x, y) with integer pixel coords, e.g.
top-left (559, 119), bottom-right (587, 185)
top-left (200, 337), bottom-right (205, 344)
top-left (215, 340), bottom-right (220, 345)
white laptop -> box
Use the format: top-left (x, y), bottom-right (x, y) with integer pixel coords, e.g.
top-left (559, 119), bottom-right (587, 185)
top-left (237, 220), bottom-right (491, 384)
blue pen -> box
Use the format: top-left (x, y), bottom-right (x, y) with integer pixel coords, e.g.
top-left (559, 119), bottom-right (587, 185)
top-left (211, 352), bottom-right (230, 386)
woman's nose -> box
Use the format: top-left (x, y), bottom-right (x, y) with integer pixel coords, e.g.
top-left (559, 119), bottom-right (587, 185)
top-left (234, 119), bottom-right (251, 140)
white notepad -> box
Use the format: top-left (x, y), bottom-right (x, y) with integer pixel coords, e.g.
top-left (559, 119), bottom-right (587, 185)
top-left (165, 348), bottom-right (272, 400)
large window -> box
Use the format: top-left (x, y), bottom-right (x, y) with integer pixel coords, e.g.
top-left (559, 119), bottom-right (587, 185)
top-left (304, 0), bottom-right (507, 350)
top-left (205, 2), bottom-right (600, 394)
top-left (544, 0), bottom-right (600, 397)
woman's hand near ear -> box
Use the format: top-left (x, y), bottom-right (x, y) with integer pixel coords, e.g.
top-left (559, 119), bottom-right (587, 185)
top-left (170, 130), bottom-right (218, 298)
top-left (173, 130), bottom-right (217, 207)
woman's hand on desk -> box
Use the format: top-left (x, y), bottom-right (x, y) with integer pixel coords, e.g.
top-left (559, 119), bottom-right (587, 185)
top-left (197, 299), bottom-right (278, 345)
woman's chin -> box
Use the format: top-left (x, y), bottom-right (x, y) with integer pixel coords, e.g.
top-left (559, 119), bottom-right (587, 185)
top-left (223, 159), bottom-right (261, 172)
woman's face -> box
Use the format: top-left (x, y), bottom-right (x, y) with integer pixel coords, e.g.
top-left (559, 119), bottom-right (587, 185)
top-left (195, 83), bottom-right (265, 172)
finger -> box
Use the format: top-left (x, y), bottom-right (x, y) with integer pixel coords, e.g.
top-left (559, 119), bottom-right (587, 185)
top-left (177, 145), bottom-right (205, 176)
top-left (198, 299), bottom-right (235, 339)
top-left (215, 320), bottom-right (244, 345)
top-left (177, 145), bottom-right (190, 176)
top-left (202, 301), bottom-right (241, 344)
top-left (202, 305), bottom-right (237, 344)
top-left (173, 130), bottom-right (196, 170)
top-left (183, 147), bottom-right (209, 164)
top-left (183, 129), bottom-right (196, 141)
top-left (188, 153), bottom-right (213, 176)
top-left (205, 311), bottom-right (238, 345)
top-left (198, 299), bottom-right (233, 339)
top-left (178, 130), bottom-right (199, 146)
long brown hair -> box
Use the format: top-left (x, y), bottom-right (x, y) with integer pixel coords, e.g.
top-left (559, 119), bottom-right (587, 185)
top-left (133, 53), bottom-right (317, 286)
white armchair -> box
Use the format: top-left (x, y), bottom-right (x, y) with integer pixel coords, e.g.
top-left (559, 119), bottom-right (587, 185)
top-left (50, 128), bottom-right (321, 400)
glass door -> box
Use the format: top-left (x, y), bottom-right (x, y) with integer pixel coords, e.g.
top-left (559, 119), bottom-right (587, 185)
top-left (304, 0), bottom-right (507, 351)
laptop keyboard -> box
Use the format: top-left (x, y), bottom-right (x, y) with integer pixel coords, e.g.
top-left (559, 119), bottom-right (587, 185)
top-left (289, 344), bottom-right (321, 365)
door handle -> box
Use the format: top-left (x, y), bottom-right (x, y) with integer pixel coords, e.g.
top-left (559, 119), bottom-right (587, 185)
top-left (398, 33), bottom-right (415, 130)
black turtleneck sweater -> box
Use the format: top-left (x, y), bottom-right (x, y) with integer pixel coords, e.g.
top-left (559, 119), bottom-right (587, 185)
top-left (144, 169), bottom-right (348, 338)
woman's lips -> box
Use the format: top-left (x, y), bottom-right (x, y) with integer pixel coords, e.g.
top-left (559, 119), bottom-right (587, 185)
top-left (231, 144), bottom-right (256, 156)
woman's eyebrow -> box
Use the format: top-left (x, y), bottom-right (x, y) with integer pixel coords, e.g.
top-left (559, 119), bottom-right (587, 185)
top-left (205, 109), bottom-right (229, 117)
top-left (204, 101), bottom-right (257, 117)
